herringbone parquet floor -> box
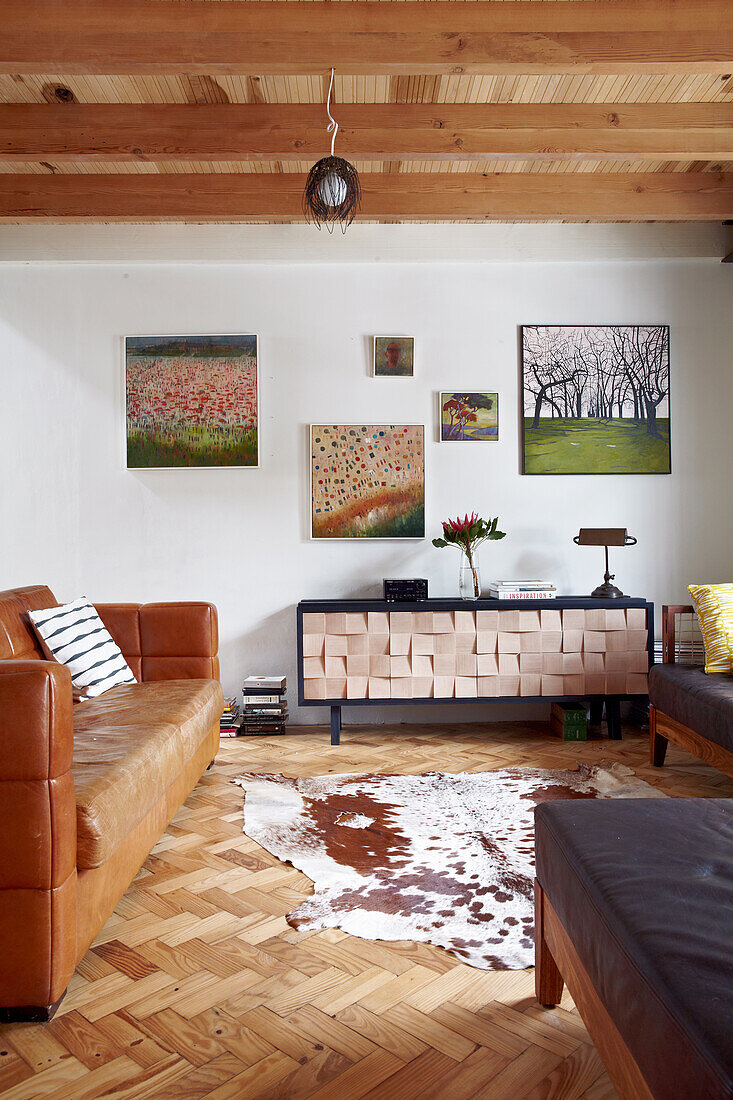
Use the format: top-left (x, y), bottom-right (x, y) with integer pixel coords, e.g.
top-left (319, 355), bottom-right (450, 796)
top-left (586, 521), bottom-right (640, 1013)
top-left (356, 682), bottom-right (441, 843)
top-left (2, 721), bottom-right (731, 1100)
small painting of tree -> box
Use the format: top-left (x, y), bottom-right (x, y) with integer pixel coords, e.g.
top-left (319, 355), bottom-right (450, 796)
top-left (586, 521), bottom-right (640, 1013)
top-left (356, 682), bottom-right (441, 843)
top-left (441, 392), bottom-right (498, 442)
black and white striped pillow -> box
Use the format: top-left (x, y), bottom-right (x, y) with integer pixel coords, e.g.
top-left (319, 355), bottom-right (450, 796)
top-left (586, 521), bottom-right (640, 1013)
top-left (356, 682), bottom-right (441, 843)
top-left (28, 597), bottom-right (137, 699)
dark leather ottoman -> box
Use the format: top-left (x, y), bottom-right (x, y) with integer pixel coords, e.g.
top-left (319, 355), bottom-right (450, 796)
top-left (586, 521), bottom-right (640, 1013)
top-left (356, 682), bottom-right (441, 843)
top-left (534, 798), bottom-right (733, 1100)
top-left (649, 605), bottom-right (733, 779)
top-left (650, 662), bottom-right (733, 753)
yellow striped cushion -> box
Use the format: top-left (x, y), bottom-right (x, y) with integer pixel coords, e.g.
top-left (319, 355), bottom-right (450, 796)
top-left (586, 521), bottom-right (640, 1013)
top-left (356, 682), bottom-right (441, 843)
top-left (688, 583), bottom-right (733, 673)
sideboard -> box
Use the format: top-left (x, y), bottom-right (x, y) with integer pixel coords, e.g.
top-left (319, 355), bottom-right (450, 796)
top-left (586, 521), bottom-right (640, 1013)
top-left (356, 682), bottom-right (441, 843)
top-left (297, 597), bottom-right (654, 744)
top-left (294, 598), bottom-right (651, 743)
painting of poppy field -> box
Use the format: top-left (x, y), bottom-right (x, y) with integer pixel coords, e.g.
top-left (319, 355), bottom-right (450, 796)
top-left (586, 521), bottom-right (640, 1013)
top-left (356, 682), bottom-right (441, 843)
top-left (311, 425), bottom-right (424, 539)
top-left (125, 334), bottom-right (258, 468)
top-left (440, 392), bottom-right (498, 441)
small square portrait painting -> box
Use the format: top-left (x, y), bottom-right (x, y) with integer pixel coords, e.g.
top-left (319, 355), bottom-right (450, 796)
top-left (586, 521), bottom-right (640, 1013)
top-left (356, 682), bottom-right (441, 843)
top-left (440, 392), bottom-right (499, 442)
top-left (373, 336), bottom-right (415, 377)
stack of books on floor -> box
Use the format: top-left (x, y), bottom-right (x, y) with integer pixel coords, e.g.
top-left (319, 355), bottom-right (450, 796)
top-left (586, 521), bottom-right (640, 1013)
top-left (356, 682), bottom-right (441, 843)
top-left (486, 580), bottom-right (557, 600)
top-left (241, 675), bottom-right (288, 735)
top-left (219, 696), bottom-right (242, 737)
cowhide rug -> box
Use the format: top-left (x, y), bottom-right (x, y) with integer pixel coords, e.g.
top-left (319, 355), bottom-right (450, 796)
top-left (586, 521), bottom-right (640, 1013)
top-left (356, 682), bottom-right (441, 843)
top-left (234, 762), bottom-right (662, 970)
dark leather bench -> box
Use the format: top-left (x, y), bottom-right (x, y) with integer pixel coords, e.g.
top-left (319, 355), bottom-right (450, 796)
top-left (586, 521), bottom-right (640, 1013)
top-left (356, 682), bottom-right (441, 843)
top-left (649, 605), bottom-right (733, 778)
top-left (534, 798), bottom-right (733, 1100)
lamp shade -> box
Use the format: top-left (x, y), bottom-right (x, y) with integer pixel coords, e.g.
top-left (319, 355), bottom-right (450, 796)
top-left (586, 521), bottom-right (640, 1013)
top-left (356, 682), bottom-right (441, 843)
top-left (303, 155), bottom-right (362, 232)
top-left (575, 528), bottom-right (631, 547)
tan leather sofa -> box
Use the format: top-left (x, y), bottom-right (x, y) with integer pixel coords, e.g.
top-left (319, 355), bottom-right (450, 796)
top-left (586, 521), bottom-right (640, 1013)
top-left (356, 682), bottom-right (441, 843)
top-left (0, 584), bottom-right (225, 1022)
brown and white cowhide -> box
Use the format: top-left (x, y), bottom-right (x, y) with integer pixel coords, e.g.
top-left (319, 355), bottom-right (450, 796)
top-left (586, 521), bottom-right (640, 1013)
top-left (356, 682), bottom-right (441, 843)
top-left (234, 763), bottom-right (662, 970)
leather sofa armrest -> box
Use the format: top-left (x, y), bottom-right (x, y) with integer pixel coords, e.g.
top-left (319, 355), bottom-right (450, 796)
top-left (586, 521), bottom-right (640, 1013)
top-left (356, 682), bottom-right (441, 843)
top-left (139, 602), bottom-right (219, 682)
top-left (0, 661), bottom-right (77, 1013)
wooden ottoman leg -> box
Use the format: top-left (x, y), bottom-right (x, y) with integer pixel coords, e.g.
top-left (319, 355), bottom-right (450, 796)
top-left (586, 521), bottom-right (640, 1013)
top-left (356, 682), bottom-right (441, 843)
top-left (535, 880), bottom-right (564, 1007)
top-left (649, 705), bottom-right (668, 767)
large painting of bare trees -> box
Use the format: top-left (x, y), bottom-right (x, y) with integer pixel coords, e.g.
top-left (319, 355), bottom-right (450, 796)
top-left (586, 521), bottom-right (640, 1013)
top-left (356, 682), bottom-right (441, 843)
top-left (521, 325), bottom-right (670, 475)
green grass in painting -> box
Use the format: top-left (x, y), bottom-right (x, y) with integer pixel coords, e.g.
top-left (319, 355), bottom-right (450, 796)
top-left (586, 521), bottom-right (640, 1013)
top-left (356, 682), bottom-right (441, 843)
top-left (127, 429), bottom-right (257, 468)
top-left (341, 505), bottom-right (425, 539)
top-left (315, 504), bottom-right (425, 539)
top-left (523, 418), bottom-right (670, 474)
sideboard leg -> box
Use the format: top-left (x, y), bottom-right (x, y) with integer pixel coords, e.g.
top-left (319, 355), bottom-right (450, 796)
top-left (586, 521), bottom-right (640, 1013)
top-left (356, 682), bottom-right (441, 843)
top-left (605, 696), bottom-right (622, 740)
top-left (589, 699), bottom-right (604, 727)
top-left (330, 705), bottom-right (342, 746)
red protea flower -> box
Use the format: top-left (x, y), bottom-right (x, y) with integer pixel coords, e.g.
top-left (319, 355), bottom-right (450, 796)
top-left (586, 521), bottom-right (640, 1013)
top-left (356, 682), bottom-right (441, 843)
top-left (444, 512), bottom-right (478, 535)
top-left (433, 512), bottom-right (506, 555)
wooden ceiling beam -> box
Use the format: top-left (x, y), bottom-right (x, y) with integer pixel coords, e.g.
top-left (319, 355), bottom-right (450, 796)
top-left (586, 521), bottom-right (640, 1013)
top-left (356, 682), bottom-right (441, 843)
top-left (3, 103), bottom-right (733, 163)
top-left (2, 0), bottom-right (732, 76)
top-left (1, 172), bottom-right (731, 222)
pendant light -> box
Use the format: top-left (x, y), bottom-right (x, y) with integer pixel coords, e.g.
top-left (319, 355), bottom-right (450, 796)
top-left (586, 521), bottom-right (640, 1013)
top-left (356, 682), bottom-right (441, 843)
top-left (303, 69), bottom-right (362, 233)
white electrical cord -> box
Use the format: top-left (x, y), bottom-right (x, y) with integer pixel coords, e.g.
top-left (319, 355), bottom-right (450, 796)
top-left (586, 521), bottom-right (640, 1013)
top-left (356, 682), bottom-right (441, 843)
top-left (326, 67), bottom-right (338, 156)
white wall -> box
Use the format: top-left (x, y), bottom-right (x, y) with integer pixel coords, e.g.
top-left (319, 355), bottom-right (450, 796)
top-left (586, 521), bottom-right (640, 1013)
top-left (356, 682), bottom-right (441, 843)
top-left (1, 249), bottom-right (731, 723)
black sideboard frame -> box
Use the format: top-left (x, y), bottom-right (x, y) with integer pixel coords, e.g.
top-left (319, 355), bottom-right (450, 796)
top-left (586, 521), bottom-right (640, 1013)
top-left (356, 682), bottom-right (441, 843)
top-left (296, 597), bottom-right (654, 745)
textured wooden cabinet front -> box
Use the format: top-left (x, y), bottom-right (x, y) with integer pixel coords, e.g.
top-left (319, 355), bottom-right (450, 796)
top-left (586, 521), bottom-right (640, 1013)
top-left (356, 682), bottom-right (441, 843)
top-left (300, 605), bottom-right (649, 703)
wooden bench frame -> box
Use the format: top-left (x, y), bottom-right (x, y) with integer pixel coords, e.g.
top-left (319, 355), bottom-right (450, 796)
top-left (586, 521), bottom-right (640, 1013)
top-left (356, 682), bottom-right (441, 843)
top-left (650, 604), bottom-right (733, 779)
top-left (535, 880), bottom-right (654, 1100)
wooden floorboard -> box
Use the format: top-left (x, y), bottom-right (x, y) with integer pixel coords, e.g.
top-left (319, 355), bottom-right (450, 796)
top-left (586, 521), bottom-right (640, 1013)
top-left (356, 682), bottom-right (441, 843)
top-left (2, 721), bottom-right (731, 1099)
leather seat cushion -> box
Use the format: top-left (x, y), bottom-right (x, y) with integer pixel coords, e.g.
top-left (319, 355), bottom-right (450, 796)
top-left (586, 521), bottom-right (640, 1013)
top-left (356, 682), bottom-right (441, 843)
top-left (72, 679), bottom-right (222, 869)
top-left (648, 662), bottom-right (733, 752)
top-left (535, 798), bottom-right (733, 1100)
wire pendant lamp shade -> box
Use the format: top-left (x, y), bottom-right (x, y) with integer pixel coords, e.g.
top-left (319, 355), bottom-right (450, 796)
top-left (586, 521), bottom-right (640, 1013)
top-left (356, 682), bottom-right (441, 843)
top-left (303, 69), bottom-right (361, 232)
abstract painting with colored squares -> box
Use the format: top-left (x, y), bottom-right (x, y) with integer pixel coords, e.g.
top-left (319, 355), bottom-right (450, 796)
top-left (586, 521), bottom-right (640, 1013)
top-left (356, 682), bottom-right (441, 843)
top-left (311, 425), bottom-right (425, 539)
top-left (125, 334), bottom-right (258, 468)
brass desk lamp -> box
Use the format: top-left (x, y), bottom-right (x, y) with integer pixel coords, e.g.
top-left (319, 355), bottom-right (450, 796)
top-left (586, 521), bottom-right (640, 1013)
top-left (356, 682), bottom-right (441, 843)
top-left (573, 528), bottom-right (637, 599)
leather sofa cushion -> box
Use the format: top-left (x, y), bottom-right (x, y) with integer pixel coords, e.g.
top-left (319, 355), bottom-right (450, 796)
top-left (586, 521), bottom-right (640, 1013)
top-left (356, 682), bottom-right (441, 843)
top-left (649, 662), bottom-right (733, 752)
top-left (535, 798), bottom-right (733, 1100)
top-left (72, 679), bottom-right (222, 869)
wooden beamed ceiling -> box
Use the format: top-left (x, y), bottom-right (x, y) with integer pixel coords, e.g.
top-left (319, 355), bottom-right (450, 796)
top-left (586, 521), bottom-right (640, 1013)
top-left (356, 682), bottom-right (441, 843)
top-left (3, 0), bottom-right (732, 76)
top-left (3, 173), bottom-right (732, 223)
top-left (3, 103), bottom-right (733, 163)
top-left (0, 0), bottom-right (732, 224)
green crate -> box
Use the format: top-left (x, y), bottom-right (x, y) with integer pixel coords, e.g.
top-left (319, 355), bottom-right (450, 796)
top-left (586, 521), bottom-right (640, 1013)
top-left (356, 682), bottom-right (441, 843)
top-left (550, 703), bottom-right (588, 741)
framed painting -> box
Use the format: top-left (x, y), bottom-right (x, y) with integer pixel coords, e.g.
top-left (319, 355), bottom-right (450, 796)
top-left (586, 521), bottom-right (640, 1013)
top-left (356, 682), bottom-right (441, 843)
top-left (373, 336), bottom-right (415, 377)
top-left (125, 334), bottom-right (258, 468)
top-left (440, 392), bottom-right (498, 442)
top-left (521, 325), bottom-right (670, 475)
top-left (311, 425), bottom-right (425, 539)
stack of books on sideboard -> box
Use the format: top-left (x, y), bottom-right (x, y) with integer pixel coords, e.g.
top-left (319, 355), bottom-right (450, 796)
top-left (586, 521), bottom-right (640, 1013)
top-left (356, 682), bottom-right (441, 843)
top-left (486, 580), bottom-right (557, 600)
top-left (241, 675), bottom-right (288, 735)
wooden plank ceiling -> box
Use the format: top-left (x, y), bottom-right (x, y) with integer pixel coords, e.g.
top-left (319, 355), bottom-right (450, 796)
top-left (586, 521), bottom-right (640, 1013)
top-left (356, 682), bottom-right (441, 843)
top-left (0, 0), bottom-right (732, 223)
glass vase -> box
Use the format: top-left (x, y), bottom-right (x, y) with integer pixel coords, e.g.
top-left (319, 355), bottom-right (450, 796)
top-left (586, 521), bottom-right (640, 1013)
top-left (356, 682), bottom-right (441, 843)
top-left (459, 551), bottom-right (481, 600)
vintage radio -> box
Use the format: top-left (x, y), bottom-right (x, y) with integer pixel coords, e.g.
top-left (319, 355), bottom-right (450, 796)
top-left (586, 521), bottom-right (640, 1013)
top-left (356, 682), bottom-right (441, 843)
top-left (383, 578), bottom-right (429, 603)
